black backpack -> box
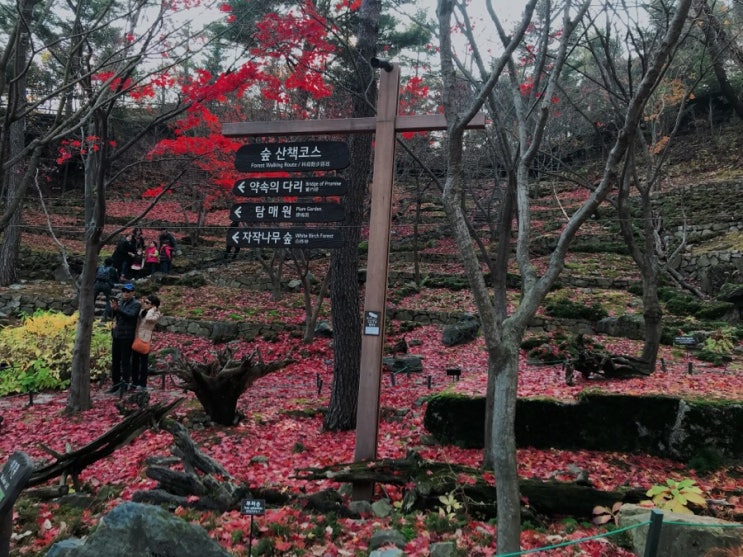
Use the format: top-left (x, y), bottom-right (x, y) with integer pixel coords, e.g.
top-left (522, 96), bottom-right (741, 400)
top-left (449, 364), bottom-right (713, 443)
top-left (96, 266), bottom-right (111, 282)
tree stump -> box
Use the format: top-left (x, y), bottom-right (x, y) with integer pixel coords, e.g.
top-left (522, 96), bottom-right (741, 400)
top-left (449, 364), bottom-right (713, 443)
top-left (169, 346), bottom-right (294, 426)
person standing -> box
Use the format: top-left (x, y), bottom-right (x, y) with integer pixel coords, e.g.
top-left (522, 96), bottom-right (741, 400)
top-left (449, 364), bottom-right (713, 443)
top-left (112, 233), bottom-right (136, 280)
top-left (107, 283), bottom-right (141, 393)
top-left (159, 241), bottom-right (173, 274)
top-left (158, 228), bottom-right (177, 252)
top-left (131, 294), bottom-right (161, 390)
top-left (93, 257), bottom-right (119, 322)
top-left (224, 219), bottom-right (241, 261)
top-left (144, 241), bottom-right (159, 275)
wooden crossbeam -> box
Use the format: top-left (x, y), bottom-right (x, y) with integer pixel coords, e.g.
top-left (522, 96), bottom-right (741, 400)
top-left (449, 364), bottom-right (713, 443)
top-left (222, 113), bottom-right (485, 137)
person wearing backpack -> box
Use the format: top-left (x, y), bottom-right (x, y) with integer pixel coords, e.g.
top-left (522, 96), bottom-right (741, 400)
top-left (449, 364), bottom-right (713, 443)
top-left (159, 242), bottom-right (173, 274)
top-left (94, 257), bottom-right (119, 322)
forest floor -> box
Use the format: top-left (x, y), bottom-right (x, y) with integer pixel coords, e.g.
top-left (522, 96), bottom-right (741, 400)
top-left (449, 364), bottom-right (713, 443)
top-left (2, 124), bottom-right (743, 555)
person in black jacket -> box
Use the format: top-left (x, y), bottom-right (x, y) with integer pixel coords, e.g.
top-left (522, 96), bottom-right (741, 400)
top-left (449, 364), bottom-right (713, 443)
top-left (107, 283), bottom-right (141, 393)
top-left (112, 233), bottom-right (136, 280)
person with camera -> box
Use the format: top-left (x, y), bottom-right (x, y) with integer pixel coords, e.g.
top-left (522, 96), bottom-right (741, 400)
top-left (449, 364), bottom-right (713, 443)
top-left (131, 294), bottom-right (161, 390)
top-left (107, 283), bottom-right (141, 393)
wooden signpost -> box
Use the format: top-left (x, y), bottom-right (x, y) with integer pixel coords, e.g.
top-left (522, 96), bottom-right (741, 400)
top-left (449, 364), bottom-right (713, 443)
top-left (223, 61), bottom-right (485, 500)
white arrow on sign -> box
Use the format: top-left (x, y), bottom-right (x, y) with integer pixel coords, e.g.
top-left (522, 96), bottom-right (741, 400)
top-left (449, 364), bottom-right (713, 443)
top-left (232, 231), bottom-right (241, 243)
top-left (236, 180), bottom-right (246, 195)
top-left (233, 206), bottom-right (242, 219)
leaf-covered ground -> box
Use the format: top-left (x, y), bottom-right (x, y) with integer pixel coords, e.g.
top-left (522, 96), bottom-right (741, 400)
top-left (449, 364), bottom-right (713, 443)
top-left (1, 326), bottom-right (741, 556)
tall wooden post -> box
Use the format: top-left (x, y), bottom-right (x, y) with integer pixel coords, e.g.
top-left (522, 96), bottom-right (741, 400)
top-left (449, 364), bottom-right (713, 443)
top-left (352, 64), bottom-right (400, 499)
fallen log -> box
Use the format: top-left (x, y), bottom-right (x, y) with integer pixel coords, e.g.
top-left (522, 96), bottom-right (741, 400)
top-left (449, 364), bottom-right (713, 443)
top-left (28, 399), bottom-right (183, 488)
top-left (134, 419), bottom-right (249, 511)
top-left (294, 452), bottom-right (646, 519)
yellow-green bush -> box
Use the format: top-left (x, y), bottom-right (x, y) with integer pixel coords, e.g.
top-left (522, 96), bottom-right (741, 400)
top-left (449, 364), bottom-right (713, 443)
top-left (0, 310), bottom-right (111, 395)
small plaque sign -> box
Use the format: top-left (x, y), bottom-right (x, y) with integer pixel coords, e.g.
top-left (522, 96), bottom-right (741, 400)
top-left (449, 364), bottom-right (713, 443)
top-left (240, 498), bottom-right (266, 516)
top-left (235, 141), bottom-right (350, 172)
top-left (364, 311), bottom-right (381, 336)
top-left (0, 451), bottom-right (34, 516)
top-left (673, 336), bottom-right (697, 346)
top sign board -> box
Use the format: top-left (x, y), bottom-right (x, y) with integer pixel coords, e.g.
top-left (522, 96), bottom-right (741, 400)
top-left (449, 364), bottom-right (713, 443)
top-left (235, 141), bottom-right (350, 172)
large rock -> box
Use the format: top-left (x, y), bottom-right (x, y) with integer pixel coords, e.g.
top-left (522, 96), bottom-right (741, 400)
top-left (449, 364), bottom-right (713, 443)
top-left (617, 504), bottom-right (743, 556)
top-left (424, 393), bottom-right (743, 460)
top-left (441, 313), bottom-right (480, 346)
top-left (46, 502), bottom-right (230, 557)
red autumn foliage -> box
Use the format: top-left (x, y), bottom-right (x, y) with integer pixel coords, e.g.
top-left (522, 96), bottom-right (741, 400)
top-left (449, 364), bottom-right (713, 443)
top-left (1, 324), bottom-right (740, 555)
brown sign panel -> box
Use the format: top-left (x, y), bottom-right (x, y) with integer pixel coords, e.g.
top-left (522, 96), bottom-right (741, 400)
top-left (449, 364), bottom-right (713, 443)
top-left (232, 177), bottom-right (348, 198)
top-left (231, 202), bottom-right (345, 223)
top-left (235, 141), bottom-right (350, 172)
top-left (227, 228), bottom-right (344, 249)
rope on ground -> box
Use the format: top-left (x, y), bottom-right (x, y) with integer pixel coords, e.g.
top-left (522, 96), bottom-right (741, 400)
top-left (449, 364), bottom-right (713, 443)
top-left (497, 520), bottom-right (652, 557)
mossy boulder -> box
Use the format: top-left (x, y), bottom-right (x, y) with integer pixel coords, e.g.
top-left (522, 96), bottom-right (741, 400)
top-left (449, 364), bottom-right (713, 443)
top-left (424, 392), bottom-right (743, 461)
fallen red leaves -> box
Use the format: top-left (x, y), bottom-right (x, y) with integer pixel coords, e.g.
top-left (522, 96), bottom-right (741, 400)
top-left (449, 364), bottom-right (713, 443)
top-left (0, 327), bottom-right (740, 556)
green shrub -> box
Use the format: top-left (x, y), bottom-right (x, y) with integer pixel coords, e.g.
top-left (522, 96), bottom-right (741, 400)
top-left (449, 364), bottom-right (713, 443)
top-left (544, 298), bottom-right (608, 321)
top-left (0, 310), bottom-right (111, 395)
top-left (660, 288), bottom-right (702, 317)
top-left (695, 301), bottom-right (736, 320)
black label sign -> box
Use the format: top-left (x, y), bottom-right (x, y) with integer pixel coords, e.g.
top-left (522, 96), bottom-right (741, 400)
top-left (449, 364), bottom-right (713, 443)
top-left (232, 177), bottom-right (348, 198)
top-left (240, 498), bottom-right (266, 516)
top-left (235, 141), bottom-right (350, 172)
top-left (0, 451), bottom-right (34, 516)
top-left (227, 228), bottom-right (344, 249)
top-left (674, 336), bottom-right (697, 346)
top-left (364, 311), bottom-right (381, 336)
top-left (231, 202), bottom-right (345, 223)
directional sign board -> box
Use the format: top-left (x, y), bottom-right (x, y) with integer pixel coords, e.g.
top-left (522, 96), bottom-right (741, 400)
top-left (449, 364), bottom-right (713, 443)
top-left (231, 202), bottom-right (345, 223)
top-left (235, 141), bottom-right (350, 172)
top-left (228, 227), bottom-right (344, 249)
top-left (233, 177), bottom-right (348, 198)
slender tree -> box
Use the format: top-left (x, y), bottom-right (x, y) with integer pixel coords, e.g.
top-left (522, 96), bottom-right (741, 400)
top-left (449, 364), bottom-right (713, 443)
top-left (436, 0), bottom-right (694, 552)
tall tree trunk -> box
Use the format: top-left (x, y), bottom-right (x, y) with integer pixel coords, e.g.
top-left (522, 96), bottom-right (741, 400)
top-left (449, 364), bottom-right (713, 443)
top-left (67, 111), bottom-right (108, 412)
top-left (0, 0), bottom-right (35, 286)
top-left (68, 247), bottom-right (99, 412)
top-left (323, 0), bottom-right (378, 431)
top-left (484, 335), bottom-right (520, 550)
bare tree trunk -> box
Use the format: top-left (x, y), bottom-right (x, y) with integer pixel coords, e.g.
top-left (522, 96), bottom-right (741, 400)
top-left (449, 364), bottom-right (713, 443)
top-left (323, 0), bottom-right (378, 432)
top-left (0, 0), bottom-right (34, 286)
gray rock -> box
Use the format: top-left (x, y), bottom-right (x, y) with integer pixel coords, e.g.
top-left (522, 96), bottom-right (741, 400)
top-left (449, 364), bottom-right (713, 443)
top-left (348, 500), bottom-right (373, 515)
top-left (368, 529), bottom-right (407, 550)
top-left (45, 502), bottom-right (231, 557)
top-left (441, 313), bottom-right (480, 346)
top-left (430, 540), bottom-right (457, 557)
top-left (371, 498), bottom-right (394, 518)
top-left (368, 549), bottom-right (405, 557)
top-left (617, 504), bottom-right (743, 557)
